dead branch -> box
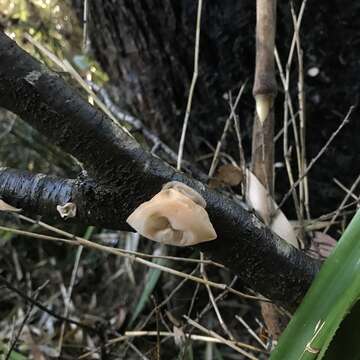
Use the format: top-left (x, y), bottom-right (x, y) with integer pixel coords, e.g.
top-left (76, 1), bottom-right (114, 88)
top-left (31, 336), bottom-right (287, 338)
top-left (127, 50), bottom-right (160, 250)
top-left (0, 32), bottom-right (320, 308)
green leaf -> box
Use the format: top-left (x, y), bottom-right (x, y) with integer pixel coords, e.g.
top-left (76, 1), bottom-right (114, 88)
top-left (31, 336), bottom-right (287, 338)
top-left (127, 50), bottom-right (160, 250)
top-left (270, 210), bottom-right (360, 360)
top-left (323, 300), bottom-right (360, 360)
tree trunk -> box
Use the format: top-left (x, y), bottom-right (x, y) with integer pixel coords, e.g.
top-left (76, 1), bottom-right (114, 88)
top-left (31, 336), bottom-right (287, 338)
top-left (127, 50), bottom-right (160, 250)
top-left (71, 0), bottom-right (360, 221)
top-left (72, 0), bottom-right (256, 160)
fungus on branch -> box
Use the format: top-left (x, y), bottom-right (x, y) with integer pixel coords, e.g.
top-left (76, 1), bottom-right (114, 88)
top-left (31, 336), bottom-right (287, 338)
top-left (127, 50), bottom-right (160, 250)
top-left (127, 182), bottom-right (217, 246)
top-left (56, 202), bottom-right (77, 219)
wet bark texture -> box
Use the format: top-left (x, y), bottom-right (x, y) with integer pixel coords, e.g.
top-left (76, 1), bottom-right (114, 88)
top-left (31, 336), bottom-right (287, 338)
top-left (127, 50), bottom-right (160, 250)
top-left (0, 32), bottom-right (321, 309)
top-left (72, 0), bottom-right (360, 221)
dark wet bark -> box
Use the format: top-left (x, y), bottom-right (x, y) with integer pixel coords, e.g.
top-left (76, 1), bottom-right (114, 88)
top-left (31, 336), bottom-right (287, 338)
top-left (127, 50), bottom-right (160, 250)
top-left (0, 168), bottom-right (117, 227)
top-left (0, 32), bottom-right (321, 309)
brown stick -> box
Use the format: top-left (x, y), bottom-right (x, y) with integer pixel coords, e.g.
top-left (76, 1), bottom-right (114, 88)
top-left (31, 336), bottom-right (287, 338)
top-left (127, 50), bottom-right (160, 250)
top-left (253, 0), bottom-right (277, 124)
top-left (252, 0), bottom-right (285, 339)
top-left (251, 113), bottom-right (275, 200)
top-left (251, 0), bottom-right (277, 216)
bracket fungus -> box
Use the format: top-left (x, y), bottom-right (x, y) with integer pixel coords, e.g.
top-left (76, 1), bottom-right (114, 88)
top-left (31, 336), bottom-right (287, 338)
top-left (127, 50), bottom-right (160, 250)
top-left (126, 181), bottom-right (217, 246)
top-left (56, 202), bottom-right (77, 219)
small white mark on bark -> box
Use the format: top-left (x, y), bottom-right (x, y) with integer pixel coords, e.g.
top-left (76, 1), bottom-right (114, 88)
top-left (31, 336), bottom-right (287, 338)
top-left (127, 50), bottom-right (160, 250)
top-left (34, 173), bottom-right (46, 180)
top-left (252, 215), bottom-right (264, 229)
top-left (252, 215), bottom-right (291, 255)
top-left (274, 237), bottom-right (291, 256)
top-left (143, 160), bottom-right (151, 172)
top-left (24, 71), bottom-right (42, 85)
top-left (56, 202), bottom-right (77, 219)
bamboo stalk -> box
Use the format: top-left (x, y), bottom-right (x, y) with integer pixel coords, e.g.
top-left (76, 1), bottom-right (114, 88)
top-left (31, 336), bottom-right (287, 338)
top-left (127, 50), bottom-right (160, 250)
top-left (253, 0), bottom-right (277, 124)
top-left (251, 0), bottom-right (278, 198)
top-left (252, 0), bottom-right (283, 340)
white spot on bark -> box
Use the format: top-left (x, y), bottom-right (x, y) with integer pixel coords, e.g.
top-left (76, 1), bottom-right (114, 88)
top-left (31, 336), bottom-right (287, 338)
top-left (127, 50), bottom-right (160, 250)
top-left (56, 202), bottom-right (77, 219)
top-left (143, 160), bottom-right (151, 172)
top-left (25, 71), bottom-right (42, 85)
top-left (34, 173), bottom-right (46, 180)
top-left (252, 215), bottom-right (264, 230)
top-left (274, 237), bottom-right (291, 256)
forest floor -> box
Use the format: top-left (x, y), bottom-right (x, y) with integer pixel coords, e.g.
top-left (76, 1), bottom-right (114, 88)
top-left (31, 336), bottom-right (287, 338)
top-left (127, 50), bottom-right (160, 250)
top-left (0, 1), bottom-right (359, 359)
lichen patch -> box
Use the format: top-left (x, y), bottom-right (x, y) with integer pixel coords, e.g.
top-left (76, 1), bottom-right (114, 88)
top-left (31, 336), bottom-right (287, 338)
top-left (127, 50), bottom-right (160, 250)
top-left (25, 70), bottom-right (42, 85)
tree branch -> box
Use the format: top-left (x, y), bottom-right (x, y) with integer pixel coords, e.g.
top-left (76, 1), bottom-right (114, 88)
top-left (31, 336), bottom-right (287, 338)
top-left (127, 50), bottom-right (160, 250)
top-left (0, 32), bottom-right (320, 308)
top-left (0, 168), bottom-right (123, 227)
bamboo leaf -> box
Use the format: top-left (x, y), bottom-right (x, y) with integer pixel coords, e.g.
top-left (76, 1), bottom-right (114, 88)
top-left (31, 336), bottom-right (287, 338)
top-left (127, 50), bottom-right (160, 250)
top-left (270, 210), bottom-right (360, 359)
top-left (323, 300), bottom-right (360, 360)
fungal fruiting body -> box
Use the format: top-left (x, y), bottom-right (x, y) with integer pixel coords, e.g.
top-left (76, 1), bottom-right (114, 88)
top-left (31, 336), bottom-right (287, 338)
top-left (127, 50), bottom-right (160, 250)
top-left (126, 182), bottom-right (217, 246)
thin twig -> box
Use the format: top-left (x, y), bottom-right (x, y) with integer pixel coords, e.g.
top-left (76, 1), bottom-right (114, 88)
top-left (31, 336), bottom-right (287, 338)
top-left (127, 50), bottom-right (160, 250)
top-left (235, 315), bottom-right (267, 350)
top-left (123, 331), bottom-right (264, 353)
top-left (58, 244), bottom-right (85, 356)
top-left (276, 106), bottom-right (354, 211)
top-left (279, 45), bottom-right (302, 223)
top-left (333, 178), bottom-right (360, 201)
top-left (187, 280), bottom-right (201, 318)
top-left (195, 276), bottom-right (237, 323)
top-left (78, 267), bottom-right (199, 359)
top-left (128, 342), bottom-right (150, 360)
top-left (0, 275), bottom-right (97, 333)
top-left (272, 0), bottom-right (309, 227)
top-left (23, 33), bottom-right (133, 138)
top-left (0, 224), bottom-right (223, 268)
top-left (200, 252), bottom-right (234, 340)
top-left (82, 0), bottom-right (89, 51)
top-left (291, 1), bottom-right (311, 227)
top-left (140, 266), bottom-right (199, 331)
top-left (208, 83), bottom-right (247, 177)
top-left (323, 174), bottom-right (360, 234)
top-left (177, 0), bottom-right (203, 170)
top-left (184, 316), bottom-right (258, 360)
top-left (12, 215), bottom-right (269, 303)
top-left (5, 295), bottom-right (35, 360)
top-left (78, 328), bottom-right (266, 359)
top-left (91, 83), bottom-right (178, 160)
top-left (308, 201), bottom-right (359, 224)
top-left (233, 112), bottom-right (246, 173)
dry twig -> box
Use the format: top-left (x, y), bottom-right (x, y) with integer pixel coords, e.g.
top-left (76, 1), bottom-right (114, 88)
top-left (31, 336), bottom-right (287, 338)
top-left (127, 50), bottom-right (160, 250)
top-left (177, 0), bottom-right (203, 170)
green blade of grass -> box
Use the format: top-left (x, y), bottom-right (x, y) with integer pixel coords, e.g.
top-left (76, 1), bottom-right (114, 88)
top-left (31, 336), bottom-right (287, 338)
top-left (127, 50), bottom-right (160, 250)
top-left (270, 210), bottom-right (360, 360)
top-left (323, 300), bottom-right (360, 360)
top-left (129, 247), bottom-right (167, 327)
